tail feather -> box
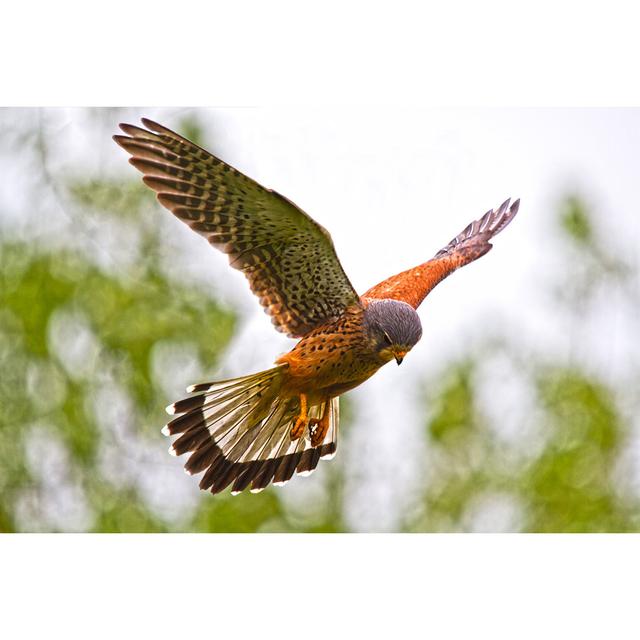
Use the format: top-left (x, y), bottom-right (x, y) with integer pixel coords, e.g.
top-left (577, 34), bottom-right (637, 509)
top-left (163, 366), bottom-right (339, 495)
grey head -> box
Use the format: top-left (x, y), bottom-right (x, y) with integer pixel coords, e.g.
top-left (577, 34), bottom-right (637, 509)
top-left (363, 299), bottom-right (423, 365)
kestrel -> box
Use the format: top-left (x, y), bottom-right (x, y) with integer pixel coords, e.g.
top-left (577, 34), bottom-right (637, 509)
top-left (114, 118), bottom-right (520, 495)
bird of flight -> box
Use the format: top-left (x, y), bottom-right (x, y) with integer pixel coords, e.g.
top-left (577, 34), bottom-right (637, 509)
top-left (114, 118), bottom-right (520, 495)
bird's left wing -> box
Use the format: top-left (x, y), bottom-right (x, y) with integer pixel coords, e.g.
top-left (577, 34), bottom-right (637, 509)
top-left (114, 119), bottom-right (361, 338)
top-left (362, 198), bottom-right (519, 308)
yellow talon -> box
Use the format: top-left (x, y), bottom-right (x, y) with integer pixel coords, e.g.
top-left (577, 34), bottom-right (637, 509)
top-left (310, 401), bottom-right (331, 447)
top-left (289, 393), bottom-right (308, 441)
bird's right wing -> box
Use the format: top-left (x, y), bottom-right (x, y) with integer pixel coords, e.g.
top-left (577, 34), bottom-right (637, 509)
top-left (114, 119), bottom-right (361, 338)
top-left (362, 198), bottom-right (520, 309)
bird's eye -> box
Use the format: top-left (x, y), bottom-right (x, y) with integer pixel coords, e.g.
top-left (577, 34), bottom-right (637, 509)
top-left (383, 332), bottom-right (393, 346)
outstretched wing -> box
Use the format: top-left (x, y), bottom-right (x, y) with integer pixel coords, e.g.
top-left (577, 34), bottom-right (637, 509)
top-left (114, 119), bottom-right (361, 338)
top-left (362, 198), bottom-right (520, 308)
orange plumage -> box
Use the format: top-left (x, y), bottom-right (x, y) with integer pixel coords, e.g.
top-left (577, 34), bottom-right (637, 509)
top-left (114, 119), bottom-right (520, 494)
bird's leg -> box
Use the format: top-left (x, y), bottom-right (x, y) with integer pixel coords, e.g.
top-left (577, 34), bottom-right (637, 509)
top-left (290, 393), bottom-right (308, 441)
top-left (309, 399), bottom-right (331, 447)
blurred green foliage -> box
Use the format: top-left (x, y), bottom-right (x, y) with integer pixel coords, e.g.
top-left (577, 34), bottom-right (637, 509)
top-left (408, 361), bottom-right (639, 532)
top-left (407, 195), bottom-right (640, 532)
top-left (0, 110), bottom-right (638, 532)
top-left (561, 196), bottom-right (593, 245)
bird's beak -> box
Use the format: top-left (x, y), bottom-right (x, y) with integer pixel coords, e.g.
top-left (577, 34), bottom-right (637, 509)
top-left (394, 350), bottom-right (407, 366)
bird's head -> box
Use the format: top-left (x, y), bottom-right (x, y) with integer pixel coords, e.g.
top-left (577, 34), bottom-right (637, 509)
top-left (363, 299), bottom-right (423, 365)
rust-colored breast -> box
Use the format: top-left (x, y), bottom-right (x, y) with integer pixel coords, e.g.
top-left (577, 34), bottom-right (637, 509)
top-left (277, 305), bottom-right (383, 398)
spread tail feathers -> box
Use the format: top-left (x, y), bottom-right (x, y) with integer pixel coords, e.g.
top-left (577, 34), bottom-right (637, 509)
top-left (162, 366), bottom-right (339, 495)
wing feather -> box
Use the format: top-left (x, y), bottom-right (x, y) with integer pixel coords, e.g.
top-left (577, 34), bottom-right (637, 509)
top-left (114, 118), bottom-right (361, 337)
top-left (363, 198), bottom-right (520, 308)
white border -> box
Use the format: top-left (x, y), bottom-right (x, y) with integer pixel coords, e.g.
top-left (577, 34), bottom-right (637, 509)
top-left (3, 3), bottom-right (640, 638)
top-left (3, 1), bottom-right (640, 106)
top-left (2, 534), bottom-right (639, 639)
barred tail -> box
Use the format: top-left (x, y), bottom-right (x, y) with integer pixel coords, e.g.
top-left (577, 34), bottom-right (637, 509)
top-left (162, 366), bottom-right (339, 495)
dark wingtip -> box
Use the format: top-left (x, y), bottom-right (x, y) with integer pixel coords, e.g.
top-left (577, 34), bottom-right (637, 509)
top-left (140, 117), bottom-right (168, 134)
top-left (112, 134), bottom-right (130, 149)
top-left (490, 196), bottom-right (520, 237)
top-left (118, 122), bottom-right (156, 138)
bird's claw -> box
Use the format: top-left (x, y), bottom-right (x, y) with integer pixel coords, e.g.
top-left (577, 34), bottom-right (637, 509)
top-left (309, 417), bottom-right (329, 447)
top-left (290, 395), bottom-right (330, 445)
top-left (290, 393), bottom-right (309, 441)
top-left (290, 415), bottom-right (307, 441)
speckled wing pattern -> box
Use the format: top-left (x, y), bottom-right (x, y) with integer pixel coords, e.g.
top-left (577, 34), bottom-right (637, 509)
top-left (114, 119), bottom-right (361, 338)
top-left (362, 198), bottom-right (520, 308)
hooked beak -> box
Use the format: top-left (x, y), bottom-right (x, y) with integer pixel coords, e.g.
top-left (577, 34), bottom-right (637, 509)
top-left (394, 350), bottom-right (407, 366)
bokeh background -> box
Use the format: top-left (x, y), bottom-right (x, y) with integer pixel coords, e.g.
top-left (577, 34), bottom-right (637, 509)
top-left (1, 107), bottom-right (639, 532)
